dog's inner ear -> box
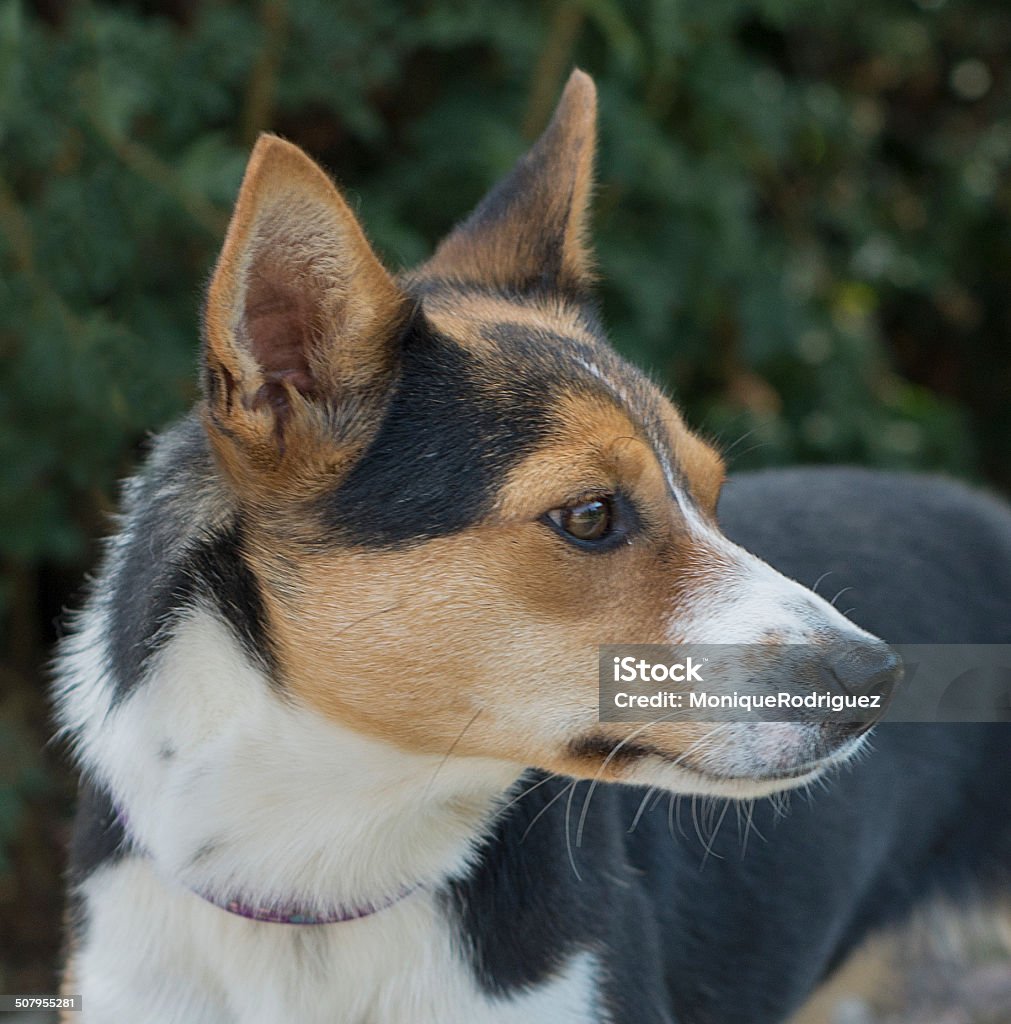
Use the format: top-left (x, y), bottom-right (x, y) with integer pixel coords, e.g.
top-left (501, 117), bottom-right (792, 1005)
top-left (422, 68), bottom-right (597, 294)
top-left (203, 135), bottom-right (406, 456)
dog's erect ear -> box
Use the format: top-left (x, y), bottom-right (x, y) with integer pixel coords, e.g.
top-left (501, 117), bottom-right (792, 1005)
top-left (203, 135), bottom-right (406, 465)
top-left (422, 69), bottom-right (597, 293)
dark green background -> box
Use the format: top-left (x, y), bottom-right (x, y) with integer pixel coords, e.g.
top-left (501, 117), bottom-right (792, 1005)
top-left (1, 0), bottom-right (1009, 993)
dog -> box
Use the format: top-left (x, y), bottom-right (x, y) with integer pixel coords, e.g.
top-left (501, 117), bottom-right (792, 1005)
top-left (54, 69), bottom-right (1011, 1023)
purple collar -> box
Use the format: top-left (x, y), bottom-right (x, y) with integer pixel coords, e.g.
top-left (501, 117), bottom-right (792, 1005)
top-left (208, 884), bottom-right (420, 925)
top-left (113, 802), bottom-right (419, 925)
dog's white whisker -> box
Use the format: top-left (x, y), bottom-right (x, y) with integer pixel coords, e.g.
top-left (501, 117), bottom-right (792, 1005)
top-left (519, 779), bottom-right (577, 843)
top-left (700, 799), bottom-right (731, 866)
top-left (719, 427), bottom-right (758, 459)
top-left (627, 786), bottom-right (657, 835)
top-left (564, 780), bottom-right (584, 882)
top-left (497, 771), bottom-right (557, 815)
top-left (422, 707), bottom-right (484, 800)
top-left (811, 570), bottom-right (834, 595)
top-left (574, 713), bottom-right (680, 848)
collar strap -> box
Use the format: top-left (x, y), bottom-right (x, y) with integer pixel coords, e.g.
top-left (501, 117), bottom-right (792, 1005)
top-left (208, 884), bottom-right (420, 925)
top-left (112, 802), bottom-right (419, 925)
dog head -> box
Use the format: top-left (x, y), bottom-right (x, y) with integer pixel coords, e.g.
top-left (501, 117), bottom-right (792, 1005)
top-left (200, 70), bottom-right (899, 799)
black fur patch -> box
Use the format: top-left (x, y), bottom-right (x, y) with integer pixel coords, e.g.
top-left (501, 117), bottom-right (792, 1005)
top-left (442, 772), bottom-right (671, 1019)
top-left (68, 779), bottom-right (128, 884)
top-left (66, 779), bottom-right (130, 939)
top-left (428, 138), bottom-right (591, 299)
top-left (321, 304), bottom-right (683, 547)
top-left (479, 320), bottom-right (691, 497)
top-left (321, 321), bottom-right (560, 546)
top-left (108, 522), bottom-right (274, 703)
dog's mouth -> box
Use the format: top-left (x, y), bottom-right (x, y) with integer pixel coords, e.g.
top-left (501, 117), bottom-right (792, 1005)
top-left (565, 726), bottom-right (867, 794)
top-left (567, 735), bottom-right (670, 771)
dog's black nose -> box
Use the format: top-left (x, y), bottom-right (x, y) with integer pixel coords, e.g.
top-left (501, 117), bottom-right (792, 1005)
top-left (829, 642), bottom-right (902, 700)
top-left (819, 643), bottom-right (905, 741)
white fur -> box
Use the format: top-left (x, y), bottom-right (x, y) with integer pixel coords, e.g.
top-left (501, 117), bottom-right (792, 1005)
top-left (56, 611), bottom-right (604, 1023)
top-left (650, 515), bottom-right (878, 792)
top-left (77, 860), bottom-right (601, 1024)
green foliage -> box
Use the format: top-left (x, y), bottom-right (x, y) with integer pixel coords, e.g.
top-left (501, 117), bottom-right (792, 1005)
top-left (1, 0), bottom-right (1008, 579)
top-left (0, 697), bottom-right (48, 874)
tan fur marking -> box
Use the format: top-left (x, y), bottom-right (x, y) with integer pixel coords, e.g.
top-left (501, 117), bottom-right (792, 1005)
top-left (240, 386), bottom-right (733, 781)
top-left (247, 526), bottom-right (668, 774)
top-left (651, 399), bottom-right (726, 515)
top-left (674, 428), bottom-right (726, 515)
top-left (493, 392), bottom-right (658, 519)
top-left (421, 291), bottom-right (598, 354)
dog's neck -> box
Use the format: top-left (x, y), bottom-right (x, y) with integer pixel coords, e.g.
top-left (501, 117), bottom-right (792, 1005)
top-left (59, 604), bottom-right (521, 918)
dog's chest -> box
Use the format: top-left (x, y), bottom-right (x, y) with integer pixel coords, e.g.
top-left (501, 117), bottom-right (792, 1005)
top-left (76, 858), bottom-right (601, 1024)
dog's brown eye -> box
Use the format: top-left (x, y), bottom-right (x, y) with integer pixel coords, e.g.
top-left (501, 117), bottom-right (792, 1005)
top-left (549, 498), bottom-right (613, 542)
